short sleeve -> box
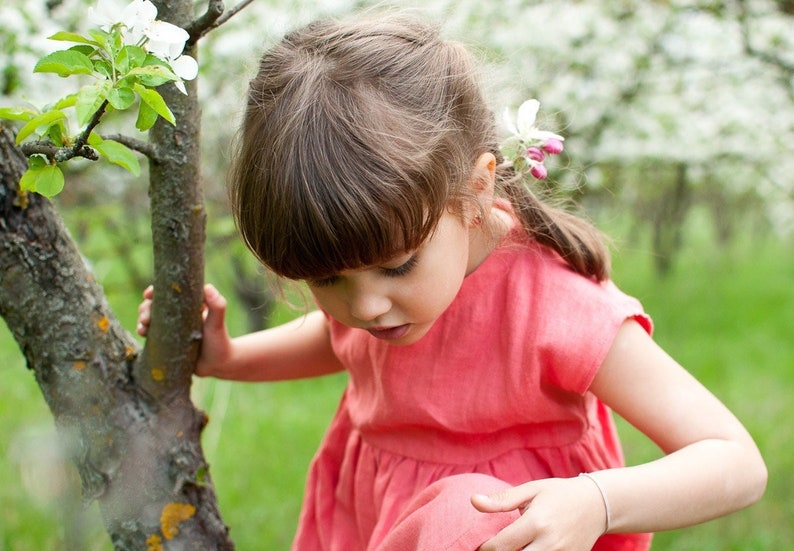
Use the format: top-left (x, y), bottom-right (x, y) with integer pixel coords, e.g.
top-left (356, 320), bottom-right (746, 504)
top-left (521, 248), bottom-right (652, 395)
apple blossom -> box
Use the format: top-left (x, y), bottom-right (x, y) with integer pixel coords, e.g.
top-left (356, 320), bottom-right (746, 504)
top-left (502, 99), bottom-right (565, 180)
top-left (90, 0), bottom-right (197, 94)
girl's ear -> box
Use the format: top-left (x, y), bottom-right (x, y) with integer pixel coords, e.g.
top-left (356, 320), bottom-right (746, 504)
top-left (467, 152), bottom-right (496, 227)
top-left (471, 152), bottom-right (496, 197)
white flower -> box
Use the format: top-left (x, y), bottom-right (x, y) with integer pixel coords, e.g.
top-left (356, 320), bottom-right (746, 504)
top-left (121, 0), bottom-right (158, 43)
top-left (142, 19), bottom-right (189, 60)
top-left (87, 0), bottom-right (124, 31)
top-left (503, 99), bottom-right (564, 145)
top-left (89, 0), bottom-right (198, 94)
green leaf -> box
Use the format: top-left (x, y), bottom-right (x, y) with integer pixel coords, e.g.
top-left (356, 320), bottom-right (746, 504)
top-left (116, 45), bottom-right (147, 75)
top-left (69, 44), bottom-right (97, 57)
top-left (0, 107), bottom-right (37, 122)
top-left (52, 94), bottom-right (78, 110)
top-left (93, 59), bottom-right (113, 79)
top-left (128, 65), bottom-right (178, 87)
top-left (76, 81), bottom-right (111, 126)
top-left (87, 29), bottom-right (111, 51)
top-left (48, 31), bottom-right (102, 47)
top-left (34, 50), bottom-right (94, 77)
top-left (36, 165), bottom-right (65, 197)
top-left (93, 138), bottom-right (141, 176)
top-left (28, 155), bottom-right (48, 170)
top-left (108, 86), bottom-right (136, 110)
top-left (135, 100), bottom-right (158, 131)
top-left (134, 84), bottom-right (175, 125)
top-left (47, 122), bottom-right (66, 147)
top-left (19, 164), bottom-right (65, 197)
top-left (15, 109), bottom-right (67, 144)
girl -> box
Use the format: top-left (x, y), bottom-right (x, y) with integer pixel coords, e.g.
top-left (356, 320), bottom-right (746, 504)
top-left (138, 13), bottom-right (766, 551)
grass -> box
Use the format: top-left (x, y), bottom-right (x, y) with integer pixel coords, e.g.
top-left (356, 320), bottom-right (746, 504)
top-left (1, 219), bottom-right (792, 550)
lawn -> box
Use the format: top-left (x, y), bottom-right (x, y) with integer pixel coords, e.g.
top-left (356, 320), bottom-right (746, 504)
top-left (1, 220), bottom-right (791, 550)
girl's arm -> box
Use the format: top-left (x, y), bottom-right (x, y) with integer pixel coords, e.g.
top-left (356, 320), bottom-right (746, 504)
top-left (584, 318), bottom-right (767, 532)
top-left (138, 284), bottom-right (344, 381)
top-left (473, 319), bottom-right (767, 550)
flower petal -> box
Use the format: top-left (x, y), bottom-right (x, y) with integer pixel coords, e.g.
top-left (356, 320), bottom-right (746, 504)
top-left (503, 107), bottom-right (519, 137)
top-left (516, 99), bottom-right (540, 138)
top-left (121, 0), bottom-right (157, 29)
top-left (171, 55), bottom-right (198, 81)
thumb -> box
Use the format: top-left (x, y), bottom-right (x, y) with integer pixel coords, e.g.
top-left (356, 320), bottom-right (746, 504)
top-left (471, 484), bottom-right (538, 513)
top-left (202, 284), bottom-right (228, 331)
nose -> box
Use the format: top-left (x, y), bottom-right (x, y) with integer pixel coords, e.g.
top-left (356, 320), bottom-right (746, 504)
top-left (347, 278), bottom-right (392, 322)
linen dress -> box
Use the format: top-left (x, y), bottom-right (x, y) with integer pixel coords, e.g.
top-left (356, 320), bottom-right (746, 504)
top-left (291, 230), bottom-right (654, 551)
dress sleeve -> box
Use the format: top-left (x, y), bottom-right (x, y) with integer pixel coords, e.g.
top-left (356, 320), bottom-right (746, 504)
top-left (529, 250), bottom-right (653, 396)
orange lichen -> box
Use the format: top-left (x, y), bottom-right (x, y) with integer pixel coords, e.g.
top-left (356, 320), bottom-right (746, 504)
top-left (171, 283), bottom-right (182, 293)
top-left (145, 534), bottom-right (163, 551)
top-left (73, 360), bottom-right (87, 371)
top-left (160, 502), bottom-right (196, 540)
top-left (151, 368), bottom-right (165, 382)
top-left (124, 345), bottom-right (136, 360)
top-left (96, 315), bottom-right (110, 333)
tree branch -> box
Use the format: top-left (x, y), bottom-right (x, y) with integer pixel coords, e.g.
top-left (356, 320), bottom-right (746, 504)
top-left (20, 141), bottom-right (99, 162)
top-left (187, 0), bottom-right (254, 46)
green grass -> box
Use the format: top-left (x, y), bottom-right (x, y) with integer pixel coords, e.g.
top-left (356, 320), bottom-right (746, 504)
top-left (1, 225), bottom-right (792, 549)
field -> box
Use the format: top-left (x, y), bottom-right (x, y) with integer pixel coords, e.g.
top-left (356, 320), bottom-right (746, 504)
top-left (1, 218), bottom-right (792, 550)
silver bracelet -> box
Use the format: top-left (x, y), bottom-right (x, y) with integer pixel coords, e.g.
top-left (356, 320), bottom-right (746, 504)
top-left (579, 472), bottom-right (612, 533)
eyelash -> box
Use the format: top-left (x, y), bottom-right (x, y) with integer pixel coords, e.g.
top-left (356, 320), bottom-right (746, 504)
top-left (382, 255), bottom-right (419, 277)
top-left (309, 255), bottom-right (419, 288)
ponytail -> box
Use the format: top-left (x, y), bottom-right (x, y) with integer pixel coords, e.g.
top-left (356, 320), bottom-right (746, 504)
top-left (498, 166), bottom-right (611, 282)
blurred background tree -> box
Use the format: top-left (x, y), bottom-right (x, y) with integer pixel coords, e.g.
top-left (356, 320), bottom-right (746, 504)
top-left (1, 0), bottom-right (791, 549)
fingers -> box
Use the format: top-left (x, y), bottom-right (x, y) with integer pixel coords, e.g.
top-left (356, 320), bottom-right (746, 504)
top-left (137, 297), bottom-right (152, 337)
top-left (137, 284), bottom-right (227, 337)
top-left (471, 484), bottom-right (536, 513)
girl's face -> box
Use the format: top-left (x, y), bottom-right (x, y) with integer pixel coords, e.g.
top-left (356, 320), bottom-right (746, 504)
top-left (306, 211), bottom-right (476, 345)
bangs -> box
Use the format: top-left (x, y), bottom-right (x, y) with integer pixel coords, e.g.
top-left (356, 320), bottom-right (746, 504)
top-left (240, 85), bottom-right (449, 280)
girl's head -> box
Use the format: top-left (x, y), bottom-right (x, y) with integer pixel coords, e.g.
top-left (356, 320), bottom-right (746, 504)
top-left (229, 14), bottom-right (497, 281)
top-left (230, 13), bottom-right (610, 284)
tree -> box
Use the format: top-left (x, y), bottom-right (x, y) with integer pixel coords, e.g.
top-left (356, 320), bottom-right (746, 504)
top-left (0, 0), bottom-right (249, 547)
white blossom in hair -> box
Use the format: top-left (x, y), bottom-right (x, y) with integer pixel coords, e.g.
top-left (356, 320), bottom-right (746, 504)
top-left (501, 99), bottom-right (564, 180)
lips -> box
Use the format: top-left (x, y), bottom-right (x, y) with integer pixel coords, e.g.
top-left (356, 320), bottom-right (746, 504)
top-left (367, 324), bottom-right (410, 341)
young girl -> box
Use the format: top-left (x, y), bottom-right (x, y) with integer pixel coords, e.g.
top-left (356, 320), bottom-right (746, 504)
top-left (138, 13), bottom-right (766, 551)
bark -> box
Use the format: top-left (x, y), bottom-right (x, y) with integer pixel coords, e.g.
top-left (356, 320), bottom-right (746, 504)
top-left (0, 0), bottom-right (235, 547)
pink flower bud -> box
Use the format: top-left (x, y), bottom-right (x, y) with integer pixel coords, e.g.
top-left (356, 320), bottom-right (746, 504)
top-left (542, 138), bottom-right (564, 155)
top-left (530, 163), bottom-right (548, 179)
top-left (525, 147), bottom-right (545, 163)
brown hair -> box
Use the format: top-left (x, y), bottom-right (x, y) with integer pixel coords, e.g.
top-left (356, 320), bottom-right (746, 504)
top-left (229, 13), bottom-right (610, 282)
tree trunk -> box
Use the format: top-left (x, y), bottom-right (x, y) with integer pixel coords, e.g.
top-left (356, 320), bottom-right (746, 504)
top-left (0, 0), bottom-right (234, 546)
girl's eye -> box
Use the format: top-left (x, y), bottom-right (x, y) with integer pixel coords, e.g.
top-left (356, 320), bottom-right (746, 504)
top-left (309, 275), bottom-right (339, 288)
top-left (381, 255), bottom-right (418, 278)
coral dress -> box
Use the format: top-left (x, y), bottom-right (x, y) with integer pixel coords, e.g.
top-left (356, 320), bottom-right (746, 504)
top-left (291, 232), bottom-right (654, 551)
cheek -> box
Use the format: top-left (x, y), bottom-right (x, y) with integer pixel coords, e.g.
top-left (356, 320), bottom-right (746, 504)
top-left (308, 289), bottom-right (340, 317)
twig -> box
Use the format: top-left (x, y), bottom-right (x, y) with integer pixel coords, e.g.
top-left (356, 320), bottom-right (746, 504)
top-left (101, 133), bottom-right (161, 161)
top-left (187, 0), bottom-right (255, 46)
top-left (19, 99), bottom-right (111, 163)
top-left (73, 99), bottom-right (108, 156)
top-left (186, 0), bottom-right (225, 46)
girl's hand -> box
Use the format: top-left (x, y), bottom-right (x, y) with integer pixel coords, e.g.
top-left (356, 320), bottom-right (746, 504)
top-left (136, 283), bottom-right (233, 377)
top-left (471, 476), bottom-right (606, 551)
